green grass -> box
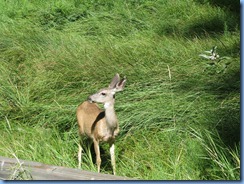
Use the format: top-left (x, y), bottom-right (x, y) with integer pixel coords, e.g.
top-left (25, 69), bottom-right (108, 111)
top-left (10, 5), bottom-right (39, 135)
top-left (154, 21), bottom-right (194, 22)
top-left (0, 0), bottom-right (240, 180)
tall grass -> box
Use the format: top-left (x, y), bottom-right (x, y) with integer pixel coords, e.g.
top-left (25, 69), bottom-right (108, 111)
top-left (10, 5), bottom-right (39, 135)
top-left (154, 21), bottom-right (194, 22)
top-left (190, 128), bottom-right (240, 180)
top-left (0, 0), bottom-right (240, 180)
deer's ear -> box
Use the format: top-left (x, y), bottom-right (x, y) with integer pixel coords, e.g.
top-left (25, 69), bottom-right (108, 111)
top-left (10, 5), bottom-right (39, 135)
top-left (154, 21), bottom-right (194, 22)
top-left (114, 77), bottom-right (126, 92)
top-left (108, 73), bottom-right (120, 89)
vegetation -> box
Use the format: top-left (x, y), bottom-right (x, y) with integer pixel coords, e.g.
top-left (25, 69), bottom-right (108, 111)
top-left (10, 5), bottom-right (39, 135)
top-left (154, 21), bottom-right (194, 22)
top-left (0, 0), bottom-right (240, 180)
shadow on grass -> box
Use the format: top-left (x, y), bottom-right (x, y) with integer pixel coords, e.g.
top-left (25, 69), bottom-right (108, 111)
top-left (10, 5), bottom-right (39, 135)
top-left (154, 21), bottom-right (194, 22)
top-left (184, 17), bottom-right (233, 38)
top-left (174, 47), bottom-right (240, 149)
top-left (195, 0), bottom-right (240, 13)
top-left (184, 11), bottom-right (239, 38)
top-left (158, 1), bottom-right (239, 38)
top-left (188, 69), bottom-right (239, 148)
top-left (206, 69), bottom-right (240, 148)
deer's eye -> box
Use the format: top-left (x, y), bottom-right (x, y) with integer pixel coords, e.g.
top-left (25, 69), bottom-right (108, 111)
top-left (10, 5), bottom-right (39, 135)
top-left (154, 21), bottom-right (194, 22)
top-left (101, 92), bottom-right (106, 96)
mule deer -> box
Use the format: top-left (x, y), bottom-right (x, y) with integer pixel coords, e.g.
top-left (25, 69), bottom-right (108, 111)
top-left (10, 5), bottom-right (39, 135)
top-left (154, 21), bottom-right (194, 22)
top-left (76, 73), bottom-right (126, 175)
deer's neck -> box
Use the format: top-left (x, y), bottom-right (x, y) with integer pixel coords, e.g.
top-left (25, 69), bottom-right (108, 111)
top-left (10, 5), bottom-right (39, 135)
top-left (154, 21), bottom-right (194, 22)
top-left (104, 101), bottom-right (118, 130)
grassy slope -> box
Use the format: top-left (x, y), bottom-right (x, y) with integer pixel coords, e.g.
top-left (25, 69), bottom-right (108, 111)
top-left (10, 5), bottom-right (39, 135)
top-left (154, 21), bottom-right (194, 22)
top-left (0, 0), bottom-right (240, 180)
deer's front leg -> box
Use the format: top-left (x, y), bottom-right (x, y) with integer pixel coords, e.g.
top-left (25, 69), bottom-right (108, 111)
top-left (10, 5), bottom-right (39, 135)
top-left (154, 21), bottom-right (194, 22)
top-left (93, 139), bottom-right (101, 173)
top-left (110, 143), bottom-right (116, 175)
top-left (78, 141), bottom-right (83, 169)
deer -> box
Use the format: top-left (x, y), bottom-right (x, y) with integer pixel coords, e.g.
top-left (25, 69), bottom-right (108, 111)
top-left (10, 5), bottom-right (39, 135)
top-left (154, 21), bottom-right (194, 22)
top-left (76, 73), bottom-right (126, 175)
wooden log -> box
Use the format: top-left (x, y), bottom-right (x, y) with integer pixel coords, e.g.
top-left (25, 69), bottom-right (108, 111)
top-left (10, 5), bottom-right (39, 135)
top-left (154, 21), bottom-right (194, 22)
top-left (0, 156), bottom-right (134, 180)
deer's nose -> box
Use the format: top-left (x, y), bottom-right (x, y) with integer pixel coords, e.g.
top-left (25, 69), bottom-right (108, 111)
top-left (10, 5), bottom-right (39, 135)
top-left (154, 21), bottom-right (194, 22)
top-left (87, 96), bottom-right (93, 103)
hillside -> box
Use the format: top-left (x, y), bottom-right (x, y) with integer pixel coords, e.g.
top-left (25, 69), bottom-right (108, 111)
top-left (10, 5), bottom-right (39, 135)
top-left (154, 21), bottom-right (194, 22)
top-left (0, 0), bottom-right (240, 180)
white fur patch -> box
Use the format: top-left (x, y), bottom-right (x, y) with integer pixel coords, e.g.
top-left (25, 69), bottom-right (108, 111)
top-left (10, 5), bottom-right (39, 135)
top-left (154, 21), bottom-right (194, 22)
top-left (104, 102), bottom-right (110, 109)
